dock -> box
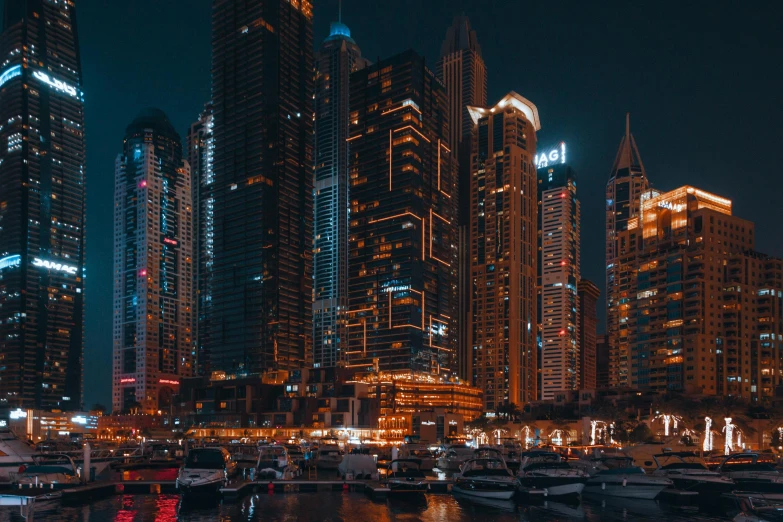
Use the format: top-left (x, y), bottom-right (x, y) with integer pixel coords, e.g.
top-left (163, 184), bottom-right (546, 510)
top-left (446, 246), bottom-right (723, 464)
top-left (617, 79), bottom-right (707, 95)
top-left (220, 479), bottom-right (391, 501)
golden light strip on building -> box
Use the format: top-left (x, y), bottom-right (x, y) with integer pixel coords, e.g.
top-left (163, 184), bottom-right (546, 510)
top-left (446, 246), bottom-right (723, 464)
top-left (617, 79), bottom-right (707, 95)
top-left (388, 130), bottom-right (393, 191)
top-left (393, 124), bottom-right (431, 144)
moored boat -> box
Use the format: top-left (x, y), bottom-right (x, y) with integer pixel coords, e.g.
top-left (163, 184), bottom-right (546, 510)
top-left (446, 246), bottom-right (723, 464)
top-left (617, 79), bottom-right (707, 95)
top-left (386, 459), bottom-right (428, 494)
top-left (582, 455), bottom-right (673, 499)
top-left (452, 457), bottom-right (519, 500)
top-left (517, 450), bottom-right (589, 499)
top-left (718, 453), bottom-right (783, 498)
top-left (435, 444), bottom-right (474, 472)
top-left (650, 451), bottom-right (734, 497)
top-left (176, 447), bottom-right (237, 497)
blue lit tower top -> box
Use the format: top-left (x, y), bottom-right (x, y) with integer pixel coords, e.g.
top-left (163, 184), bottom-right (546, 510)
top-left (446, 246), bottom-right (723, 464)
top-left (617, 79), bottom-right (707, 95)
top-left (326, 21), bottom-right (354, 43)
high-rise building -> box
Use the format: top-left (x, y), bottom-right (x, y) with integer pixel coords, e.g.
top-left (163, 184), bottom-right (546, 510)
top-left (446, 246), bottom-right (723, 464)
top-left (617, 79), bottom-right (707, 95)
top-left (596, 334), bottom-right (609, 389)
top-left (622, 186), bottom-right (757, 394)
top-left (187, 105), bottom-right (214, 376)
top-left (468, 92), bottom-right (539, 410)
top-left (0, 0), bottom-right (86, 410)
top-left (313, 18), bottom-right (367, 369)
top-left (436, 15), bottom-right (487, 381)
top-left (577, 279), bottom-right (600, 390)
top-left (112, 109), bottom-right (194, 414)
top-left (346, 50), bottom-right (457, 375)
top-left (606, 114), bottom-right (649, 389)
top-left (537, 143), bottom-right (580, 399)
top-left (208, 0), bottom-right (314, 374)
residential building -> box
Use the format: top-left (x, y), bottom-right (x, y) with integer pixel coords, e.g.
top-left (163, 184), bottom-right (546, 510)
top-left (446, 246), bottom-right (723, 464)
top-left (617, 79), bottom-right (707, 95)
top-left (468, 92), bottom-right (540, 410)
top-left (537, 143), bottom-right (580, 399)
top-left (112, 109), bottom-right (194, 414)
top-left (596, 334), bottom-right (609, 389)
top-left (187, 105), bottom-right (214, 376)
top-left (578, 279), bottom-right (600, 390)
top-left (313, 18), bottom-right (367, 368)
top-left (208, 0), bottom-right (314, 373)
top-left (606, 114), bottom-right (649, 388)
top-left (0, 0), bottom-right (86, 409)
top-left (436, 15), bottom-right (487, 381)
top-left (346, 50), bottom-right (457, 375)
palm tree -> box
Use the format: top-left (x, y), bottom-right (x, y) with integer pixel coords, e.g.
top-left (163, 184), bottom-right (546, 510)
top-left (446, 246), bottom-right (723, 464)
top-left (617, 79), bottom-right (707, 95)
top-left (507, 403), bottom-right (522, 423)
top-left (704, 395), bottom-right (755, 454)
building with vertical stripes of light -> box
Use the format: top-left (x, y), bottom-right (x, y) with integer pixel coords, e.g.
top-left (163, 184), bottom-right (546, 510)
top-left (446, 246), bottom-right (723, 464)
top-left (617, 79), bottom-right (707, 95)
top-left (468, 92), bottom-right (539, 410)
top-left (537, 143), bottom-right (580, 400)
top-left (207, 0), bottom-right (314, 374)
top-left (436, 15), bottom-right (487, 382)
top-left (313, 18), bottom-right (367, 369)
top-left (0, 0), bottom-right (86, 409)
top-left (346, 50), bottom-right (457, 376)
top-left (112, 109), bottom-right (194, 414)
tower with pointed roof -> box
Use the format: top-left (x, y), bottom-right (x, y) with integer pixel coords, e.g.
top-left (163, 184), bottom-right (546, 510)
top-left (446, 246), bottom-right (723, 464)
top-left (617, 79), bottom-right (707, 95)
top-left (437, 15), bottom-right (487, 382)
top-left (605, 114), bottom-right (650, 388)
top-left (313, 8), bottom-right (368, 368)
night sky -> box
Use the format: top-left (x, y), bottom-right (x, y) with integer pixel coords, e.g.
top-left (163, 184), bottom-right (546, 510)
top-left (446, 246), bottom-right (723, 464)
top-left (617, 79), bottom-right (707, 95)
top-left (3, 0), bottom-right (781, 409)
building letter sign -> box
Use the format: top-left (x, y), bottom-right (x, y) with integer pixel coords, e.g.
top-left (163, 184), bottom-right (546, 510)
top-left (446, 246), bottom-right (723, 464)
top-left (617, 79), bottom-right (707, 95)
top-left (535, 142), bottom-right (567, 169)
top-left (33, 257), bottom-right (78, 275)
top-left (0, 255), bottom-right (21, 270)
top-left (0, 65), bottom-right (21, 88)
top-left (32, 70), bottom-right (79, 98)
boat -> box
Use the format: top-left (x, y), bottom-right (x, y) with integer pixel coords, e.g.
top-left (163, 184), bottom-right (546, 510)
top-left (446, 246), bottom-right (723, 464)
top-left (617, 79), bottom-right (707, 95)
top-left (285, 444), bottom-right (307, 469)
top-left (228, 444), bottom-right (259, 469)
top-left (582, 454), bottom-right (673, 499)
top-left (435, 444), bottom-right (474, 471)
top-left (399, 443), bottom-right (436, 471)
top-left (496, 438), bottom-right (524, 471)
top-left (338, 454), bottom-right (378, 480)
top-left (452, 457), bottom-right (519, 500)
top-left (10, 454), bottom-right (81, 489)
top-left (255, 444), bottom-right (297, 480)
top-left (316, 444), bottom-right (343, 470)
top-left (176, 447), bottom-right (237, 496)
top-left (718, 453), bottom-right (783, 498)
top-left (385, 459), bottom-right (429, 494)
top-left (731, 495), bottom-right (783, 522)
top-left (517, 450), bottom-right (589, 498)
top-left (650, 451), bottom-right (735, 497)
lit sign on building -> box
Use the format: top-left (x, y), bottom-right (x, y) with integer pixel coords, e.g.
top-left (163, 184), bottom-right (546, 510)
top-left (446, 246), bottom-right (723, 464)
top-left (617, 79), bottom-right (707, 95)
top-left (32, 257), bottom-right (78, 275)
top-left (159, 379), bottom-right (180, 386)
top-left (120, 378), bottom-right (136, 384)
top-left (0, 65), bottom-right (21, 88)
top-left (657, 201), bottom-right (685, 212)
top-left (535, 142), bottom-right (567, 169)
top-left (71, 416), bottom-right (87, 425)
top-left (9, 409), bottom-right (27, 419)
top-left (32, 70), bottom-right (79, 98)
top-left (0, 255), bottom-right (21, 270)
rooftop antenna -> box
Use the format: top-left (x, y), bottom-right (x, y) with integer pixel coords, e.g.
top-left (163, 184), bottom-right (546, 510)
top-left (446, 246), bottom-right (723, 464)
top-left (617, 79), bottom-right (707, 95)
top-left (338, 0), bottom-right (342, 23)
top-left (625, 112), bottom-right (630, 140)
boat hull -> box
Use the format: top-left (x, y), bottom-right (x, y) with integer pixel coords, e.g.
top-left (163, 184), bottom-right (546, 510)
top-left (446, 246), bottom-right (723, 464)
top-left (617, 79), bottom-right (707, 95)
top-left (668, 476), bottom-right (735, 497)
top-left (453, 484), bottom-right (515, 500)
top-left (387, 480), bottom-right (428, 494)
top-left (584, 479), bottom-right (668, 500)
top-left (519, 477), bottom-right (586, 498)
top-left (177, 477), bottom-right (224, 497)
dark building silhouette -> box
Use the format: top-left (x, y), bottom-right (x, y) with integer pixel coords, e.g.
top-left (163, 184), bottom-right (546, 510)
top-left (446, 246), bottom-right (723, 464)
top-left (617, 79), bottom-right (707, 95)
top-left (577, 279), bottom-right (600, 390)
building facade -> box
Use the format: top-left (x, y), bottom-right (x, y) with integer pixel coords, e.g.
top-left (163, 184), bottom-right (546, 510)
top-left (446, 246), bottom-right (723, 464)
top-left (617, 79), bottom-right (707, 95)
top-left (621, 185), bottom-right (769, 395)
top-left (606, 115), bottom-right (649, 389)
top-left (436, 15), bottom-right (487, 381)
top-left (346, 50), bottom-right (457, 375)
top-left (0, 0), bottom-right (86, 409)
top-left (208, 0), bottom-right (314, 373)
top-left (537, 144), bottom-right (580, 399)
top-left (577, 279), bottom-right (600, 390)
top-left (468, 92), bottom-right (540, 410)
top-left (313, 20), bottom-right (367, 368)
top-left (112, 109), bottom-right (194, 414)
top-left (596, 334), bottom-right (609, 389)
top-left (187, 105), bottom-right (214, 377)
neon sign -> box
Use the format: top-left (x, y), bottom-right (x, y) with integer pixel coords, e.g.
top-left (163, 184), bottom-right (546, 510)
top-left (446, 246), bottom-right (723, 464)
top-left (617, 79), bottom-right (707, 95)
top-left (0, 65), bottom-right (21, 88)
top-left (159, 379), bottom-right (179, 385)
top-left (535, 142), bottom-right (567, 169)
top-left (119, 378), bottom-right (136, 384)
top-left (9, 409), bottom-right (27, 419)
top-left (657, 201), bottom-right (685, 212)
top-left (0, 255), bottom-right (21, 270)
top-left (33, 257), bottom-right (78, 275)
top-left (70, 416), bottom-right (87, 425)
top-left (32, 70), bottom-right (79, 98)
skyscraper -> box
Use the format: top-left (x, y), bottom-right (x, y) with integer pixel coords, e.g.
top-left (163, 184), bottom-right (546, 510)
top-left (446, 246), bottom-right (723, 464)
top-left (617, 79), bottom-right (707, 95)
top-left (187, 105), bottom-right (214, 377)
top-left (437, 15), bottom-right (487, 381)
top-left (606, 115), bottom-right (649, 388)
top-left (208, 0), bottom-right (314, 374)
top-left (112, 109), bottom-right (194, 414)
top-left (0, 0), bottom-right (86, 410)
top-left (577, 279), bottom-right (600, 390)
top-left (313, 17), bottom-right (367, 369)
top-left (468, 92), bottom-right (539, 410)
top-left (537, 143), bottom-right (580, 399)
top-left (346, 50), bottom-right (457, 375)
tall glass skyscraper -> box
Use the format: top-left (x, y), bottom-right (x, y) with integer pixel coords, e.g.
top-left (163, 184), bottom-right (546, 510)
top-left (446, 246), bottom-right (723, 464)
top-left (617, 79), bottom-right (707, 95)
top-left (187, 105), bottom-right (214, 377)
top-left (0, 0), bottom-right (86, 410)
top-left (346, 50), bottom-right (457, 375)
top-left (112, 109), bottom-right (193, 414)
top-left (313, 19), bottom-right (367, 369)
top-left (208, 0), bottom-right (314, 374)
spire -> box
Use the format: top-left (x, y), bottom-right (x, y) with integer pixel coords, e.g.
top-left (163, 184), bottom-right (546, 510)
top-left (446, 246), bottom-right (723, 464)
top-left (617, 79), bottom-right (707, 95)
top-left (610, 113), bottom-right (646, 179)
top-left (440, 15), bottom-right (483, 58)
top-left (338, 0), bottom-right (342, 23)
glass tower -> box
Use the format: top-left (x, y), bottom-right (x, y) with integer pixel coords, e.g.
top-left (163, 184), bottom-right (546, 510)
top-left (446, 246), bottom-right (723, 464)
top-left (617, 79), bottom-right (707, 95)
top-left (0, 0), bottom-right (86, 410)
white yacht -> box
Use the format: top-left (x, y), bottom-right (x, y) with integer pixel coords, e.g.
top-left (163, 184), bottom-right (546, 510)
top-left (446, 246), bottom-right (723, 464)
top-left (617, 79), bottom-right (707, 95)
top-left (436, 445), bottom-right (474, 471)
top-left (11, 454), bottom-right (81, 489)
top-left (517, 450), bottom-right (589, 498)
top-left (176, 447), bottom-right (237, 497)
top-left (582, 454), bottom-right (673, 499)
top-left (453, 457), bottom-right (519, 500)
top-left (256, 444), bottom-right (297, 480)
top-left (650, 451), bottom-right (734, 498)
top-left (399, 443), bottom-right (436, 471)
top-left (718, 453), bottom-right (783, 499)
top-left (316, 445), bottom-right (343, 470)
